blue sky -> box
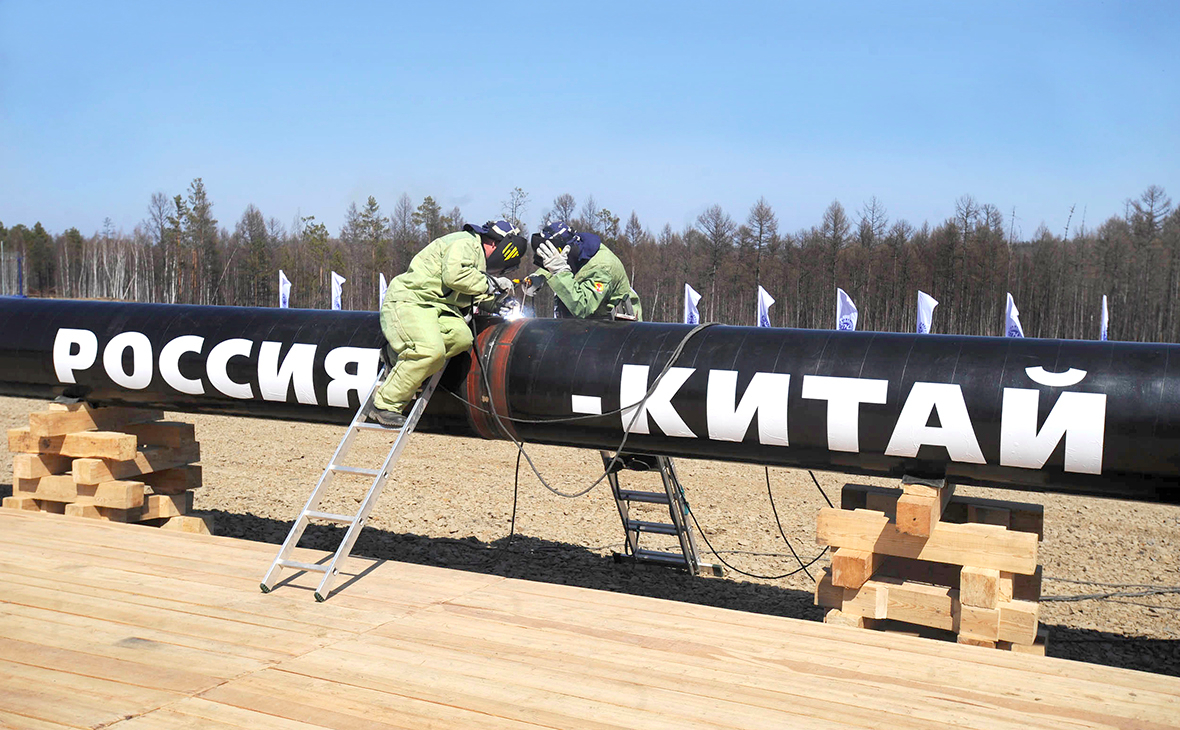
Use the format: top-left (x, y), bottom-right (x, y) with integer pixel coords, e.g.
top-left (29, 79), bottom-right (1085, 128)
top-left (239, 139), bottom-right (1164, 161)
top-left (1, 1), bottom-right (1177, 240)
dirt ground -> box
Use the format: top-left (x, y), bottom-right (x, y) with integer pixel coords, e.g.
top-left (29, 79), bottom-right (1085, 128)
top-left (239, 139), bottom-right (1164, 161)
top-left (3, 395), bottom-right (1179, 676)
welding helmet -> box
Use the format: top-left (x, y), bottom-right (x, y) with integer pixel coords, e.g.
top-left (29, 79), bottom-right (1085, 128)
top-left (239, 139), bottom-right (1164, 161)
top-left (465, 220), bottom-right (525, 274)
top-left (533, 220), bottom-right (576, 268)
top-left (538, 219), bottom-right (601, 273)
top-left (464, 219), bottom-right (518, 242)
top-left (540, 220), bottom-right (574, 249)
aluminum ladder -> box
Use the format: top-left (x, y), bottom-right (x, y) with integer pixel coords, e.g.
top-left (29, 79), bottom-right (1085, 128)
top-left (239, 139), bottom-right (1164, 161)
top-left (260, 369), bottom-right (444, 601)
top-left (602, 452), bottom-right (722, 576)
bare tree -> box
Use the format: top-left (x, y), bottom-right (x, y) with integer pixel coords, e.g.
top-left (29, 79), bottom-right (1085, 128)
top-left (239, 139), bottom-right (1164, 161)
top-left (856, 196), bottom-right (888, 247)
top-left (501, 187), bottom-right (530, 232)
top-left (745, 197), bottom-right (778, 288)
top-left (696, 205), bottom-right (736, 320)
top-left (546, 193), bottom-right (577, 226)
top-left (577, 195), bottom-right (598, 232)
top-left (1130, 185), bottom-right (1173, 241)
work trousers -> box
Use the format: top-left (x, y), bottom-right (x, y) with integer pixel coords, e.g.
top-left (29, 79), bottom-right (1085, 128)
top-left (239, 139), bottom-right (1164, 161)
top-left (373, 300), bottom-right (473, 412)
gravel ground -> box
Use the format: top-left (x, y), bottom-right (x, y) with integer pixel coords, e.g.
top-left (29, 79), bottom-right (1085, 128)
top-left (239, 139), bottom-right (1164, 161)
top-left (3, 395), bottom-right (1179, 676)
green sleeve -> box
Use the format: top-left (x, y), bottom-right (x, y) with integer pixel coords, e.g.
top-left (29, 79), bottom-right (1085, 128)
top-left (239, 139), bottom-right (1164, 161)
top-left (442, 236), bottom-right (490, 296)
top-left (630, 290), bottom-right (643, 321)
top-left (548, 270), bottom-right (611, 318)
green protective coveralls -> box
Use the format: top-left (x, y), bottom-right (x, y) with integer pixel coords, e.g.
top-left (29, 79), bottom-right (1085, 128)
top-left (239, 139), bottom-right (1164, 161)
top-left (533, 243), bottom-right (643, 320)
top-left (374, 230), bottom-right (491, 412)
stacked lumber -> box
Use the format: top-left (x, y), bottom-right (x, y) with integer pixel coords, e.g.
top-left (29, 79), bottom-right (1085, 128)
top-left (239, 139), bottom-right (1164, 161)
top-left (815, 477), bottom-right (1047, 654)
top-left (3, 403), bottom-right (213, 534)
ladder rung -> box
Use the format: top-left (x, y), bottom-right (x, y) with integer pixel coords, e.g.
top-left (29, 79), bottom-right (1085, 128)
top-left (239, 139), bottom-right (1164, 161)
top-left (355, 422), bottom-right (395, 431)
top-left (625, 519), bottom-right (678, 535)
top-left (304, 510), bottom-right (355, 524)
top-left (617, 489), bottom-right (670, 504)
top-left (278, 559), bottom-right (330, 573)
top-left (329, 465), bottom-right (381, 477)
top-left (634, 548), bottom-right (691, 564)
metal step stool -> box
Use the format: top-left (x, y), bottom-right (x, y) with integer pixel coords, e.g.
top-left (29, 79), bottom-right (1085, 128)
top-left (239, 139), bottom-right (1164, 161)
top-left (602, 451), bottom-right (722, 576)
top-left (260, 368), bottom-right (444, 601)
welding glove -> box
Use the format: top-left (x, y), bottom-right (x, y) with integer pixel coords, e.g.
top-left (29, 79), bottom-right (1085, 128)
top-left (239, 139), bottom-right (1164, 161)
top-left (537, 241), bottom-right (571, 275)
top-left (521, 274), bottom-right (546, 296)
top-left (477, 291), bottom-right (514, 314)
top-left (485, 274), bottom-right (514, 294)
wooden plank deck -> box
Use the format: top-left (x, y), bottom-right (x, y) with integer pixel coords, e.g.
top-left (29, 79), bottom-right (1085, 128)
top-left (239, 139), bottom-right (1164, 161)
top-left (0, 509), bottom-right (1177, 729)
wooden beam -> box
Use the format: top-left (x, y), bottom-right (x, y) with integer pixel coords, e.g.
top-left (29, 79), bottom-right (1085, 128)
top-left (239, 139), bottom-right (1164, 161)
top-left (1002, 626), bottom-right (1049, 655)
top-left (92, 481), bottom-right (146, 510)
top-left (20, 475), bottom-right (87, 502)
top-left (900, 474), bottom-right (946, 497)
top-left (896, 484), bottom-right (955, 538)
top-left (960, 566), bottom-right (1001, 609)
top-left (842, 483), bottom-right (899, 511)
top-left (138, 493), bottom-right (193, 521)
top-left (863, 491), bottom-right (897, 518)
top-left (874, 555), bottom-right (961, 589)
top-left (12, 453), bottom-right (73, 479)
top-left (814, 568), bottom-right (844, 609)
top-left (12, 476), bottom-right (141, 509)
top-left (816, 508), bottom-right (1039, 574)
top-left (840, 484), bottom-right (1045, 541)
top-left (72, 443), bottom-right (200, 485)
top-left (8, 428), bottom-right (137, 461)
top-left (967, 503), bottom-right (1010, 529)
top-left (141, 466), bottom-right (203, 495)
top-left (158, 514), bottom-right (215, 535)
top-left (13, 476), bottom-right (40, 494)
top-left (958, 604), bottom-right (1000, 642)
top-left (883, 577), bottom-right (957, 631)
top-left (830, 548), bottom-right (883, 589)
top-left (998, 600), bottom-right (1040, 645)
top-left (834, 576), bottom-right (957, 631)
top-left (1013, 565), bottom-right (1042, 602)
top-left (64, 501), bottom-right (134, 522)
top-left (841, 582), bottom-right (889, 619)
top-left (822, 609), bottom-right (879, 629)
top-left (2, 496), bottom-right (41, 511)
top-left (28, 405), bottom-right (162, 437)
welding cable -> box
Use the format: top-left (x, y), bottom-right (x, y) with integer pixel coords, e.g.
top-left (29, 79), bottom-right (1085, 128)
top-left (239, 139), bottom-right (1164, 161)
top-left (466, 322), bottom-right (718, 499)
top-left (808, 470), bottom-right (835, 508)
top-left (686, 507), bottom-right (829, 580)
top-left (765, 466), bottom-right (815, 581)
top-left (1040, 587), bottom-right (1180, 602)
top-left (460, 318), bottom-right (828, 577)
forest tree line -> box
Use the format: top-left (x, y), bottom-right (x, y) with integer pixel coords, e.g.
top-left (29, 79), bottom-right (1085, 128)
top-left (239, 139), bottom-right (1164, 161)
top-left (1, 180), bottom-right (1177, 342)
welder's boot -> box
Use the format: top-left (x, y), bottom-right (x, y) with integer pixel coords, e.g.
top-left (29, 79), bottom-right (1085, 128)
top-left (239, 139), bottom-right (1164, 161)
top-left (370, 408), bottom-right (406, 429)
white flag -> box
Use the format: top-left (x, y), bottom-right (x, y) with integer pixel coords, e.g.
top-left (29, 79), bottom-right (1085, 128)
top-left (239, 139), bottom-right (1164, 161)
top-left (916, 290), bottom-right (939, 334)
top-left (1005, 292), bottom-right (1025, 338)
top-left (684, 283), bottom-right (702, 324)
top-left (379, 273), bottom-right (388, 308)
top-left (756, 285), bottom-right (775, 327)
top-left (836, 288), bottom-right (858, 331)
top-left (331, 271), bottom-right (345, 311)
top-left (1100, 294), bottom-right (1109, 341)
top-left (278, 270), bottom-right (291, 309)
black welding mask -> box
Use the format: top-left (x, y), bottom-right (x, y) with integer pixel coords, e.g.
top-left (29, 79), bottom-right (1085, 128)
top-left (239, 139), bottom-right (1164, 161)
top-left (465, 219), bottom-right (524, 275)
top-left (486, 233), bottom-right (525, 274)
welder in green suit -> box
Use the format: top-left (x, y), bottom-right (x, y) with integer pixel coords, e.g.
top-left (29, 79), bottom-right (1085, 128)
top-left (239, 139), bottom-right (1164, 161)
top-left (371, 220), bottom-right (523, 428)
top-left (524, 220), bottom-right (643, 321)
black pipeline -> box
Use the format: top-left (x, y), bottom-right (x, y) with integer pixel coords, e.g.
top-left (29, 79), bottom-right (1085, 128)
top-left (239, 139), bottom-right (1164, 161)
top-left (2, 296), bottom-right (1177, 504)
